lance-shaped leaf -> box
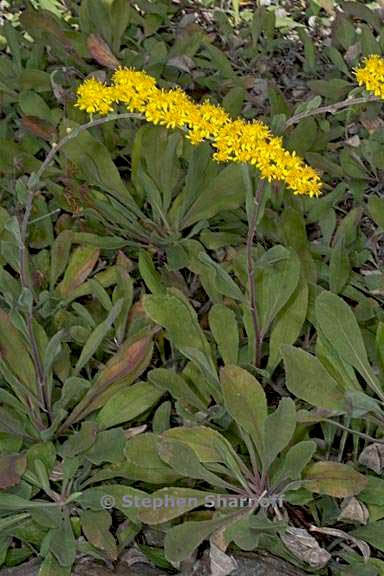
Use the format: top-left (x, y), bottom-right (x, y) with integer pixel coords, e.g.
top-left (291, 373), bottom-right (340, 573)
top-left (304, 462), bottom-right (368, 497)
top-left (181, 164), bottom-right (245, 228)
top-left (157, 438), bottom-right (236, 491)
top-left (80, 510), bottom-right (117, 560)
top-left (74, 299), bottom-right (124, 375)
top-left (162, 426), bottom-right (248, 489)
top-left (148, 368), bottom-right (208, 410)
top-left (282, 346), bottom-right (346, 411)
top-left (163, 425), bottom-right (238, 463)
top-left (267, 279), bottom-right (308, 372)
top-left (57, 245), bottom-right (99, 298)
top-left (138, 487), bottom-right (213, 525)
top-left (209, 303), bottom-right (239, 365)
top-left (220, 365), bottom-right (267, 457)
top-left (97, 381), bottom-right (164, 429)
top-left (76, 485), bottom-right (148, 523)
top-left (272, 440), bottom-right (317, 485)
top-left (263, 398), bottom-right (296, 470)
top-left (165, 514), bottom-right (241, 563)
top-left (255, 246), bottom-right (301, 336)
top-left (315, 291), bottom-right (384, 400)
top-left (60, 334), bottom-right (153, 429)
top-left (0, 309), bottom-right (37, 400)
top-left (122, 433), bottom-right (182, 484)
top-left (61, 119), bottom-right (136, 202)
top-left (38, 552), bottom-right (71, 576)
top-left (144, 289), bottom-right (219, 397)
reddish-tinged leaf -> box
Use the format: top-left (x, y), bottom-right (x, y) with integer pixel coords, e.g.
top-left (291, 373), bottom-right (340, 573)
top-left (87, 34), bottom-right (120, 69)
top-left (21, 116), bottom-right (56, 140)
top-left (59, 334), bottom-right (153, 429)
top-left (0, 453), bottom-right (27, 490)
top-left (304, 462), bottom-right (368, 497)
top-left (57, 245), bottom-right (100, 297)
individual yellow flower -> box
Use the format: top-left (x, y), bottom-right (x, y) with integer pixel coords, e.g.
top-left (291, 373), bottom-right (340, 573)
top-left (75, 78), bottom-right (115, 115)
top-left (355, 55), bottom-right (384, 99)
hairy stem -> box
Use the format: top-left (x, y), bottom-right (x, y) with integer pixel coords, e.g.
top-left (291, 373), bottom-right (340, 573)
top-left (246, 178), bottom-right (265, 368)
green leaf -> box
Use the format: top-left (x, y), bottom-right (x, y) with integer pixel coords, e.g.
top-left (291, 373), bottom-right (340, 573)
top-left (267, 279), bottom-right (308, 372)
top-left (222, 86), bottom-right (245, 117)
top-left (329, 243), bottom-right (350, 294)
top-left (61, 119), bottom-right (134, 202)
top-left (80, 510), bottom-right (117, 560)
top-left (315, 291), bottom-right (384, 400)
top-left (157, 438), bottom-right (234, 491)
top-left (282, 345), bottom-right (346, 411)
top-left (144, 290), bottom-right (219, 395)
top-left (85, 429), bottom-right (126, 465)
top-left (352, 521), bottom-right (384, 554)
top-left (138, 250), bottom-right (165, 294)
top-left (0, 513), bottom-right (30, 533)
top-left (220, 365), bottom-right (267, 456)
top-left (256, 246), bottom-right (301, 336)
top-left (39, 552), bottom-right (71, 576)
top-left (208, 304), bottom-right (239, 365)
top-left (138, 488), bottom-right (211, 525)
top-left (198, 252), bottom-right (245, 302)
top-left (148, 368), bottom-right (207, 410)
top-left (181, 164), bottom-right (245, 228)
top-left (46, 516), bottom-right (76, 567)
top-left (304, 462), bottom-right (368, 497)
top-left (123, 433), bottom-right (182, 484)
top-left (263, 398), bottom-right (296, 470)
top-left (287, 118), bottom-right (317, 155)
top-left (368, 196), bottom-right (384, 230)
top-left (62, 422), bottom-right (97, 458)
top-left (97, 381), bottom-right (164, 429)
top-left (203, 42), bottom-right (237, 80)
top-left (76, 485), bottom-right (147, 523)
top-left (74, 299), bottom-right (124, 375)
top-left (19, 90), bottom-right (53, 122)
top-left (273, 440), bottom-right (317, 484)
top-left (0, 309), bottom-right (37, 401)
top-left (281, 208), bottom-right (317, 282)
top-left (163, 426), bottom-right (235, 464)
top-left (165, 516), bottom-right (231, 562)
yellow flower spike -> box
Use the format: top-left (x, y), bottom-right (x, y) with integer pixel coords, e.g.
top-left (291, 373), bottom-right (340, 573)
top-left (74, 67), bottom-right (323, 197)
top-left (355, 54), bottom-right (384, 99)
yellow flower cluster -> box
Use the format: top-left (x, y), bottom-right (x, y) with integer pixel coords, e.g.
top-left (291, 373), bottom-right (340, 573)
top-left (75, 77), bottom-right (115, 115)
top-left (75, 69), bottom-right (322, 197)
top-left (355, 55), bottom-right (384, 99)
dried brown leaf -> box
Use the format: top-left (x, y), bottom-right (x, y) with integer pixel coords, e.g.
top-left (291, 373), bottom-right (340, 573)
top-left (281, 527), bottom-right (331, 569)
top-left (359, 443), bottom-right (384, 474)
top-left (338, 497), bottom-right (369, 525)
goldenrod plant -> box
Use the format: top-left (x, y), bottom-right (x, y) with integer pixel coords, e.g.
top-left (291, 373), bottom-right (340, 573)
top-left (2, 2), bottom-right (384, 575)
